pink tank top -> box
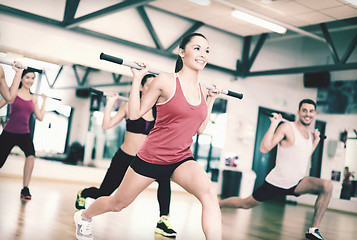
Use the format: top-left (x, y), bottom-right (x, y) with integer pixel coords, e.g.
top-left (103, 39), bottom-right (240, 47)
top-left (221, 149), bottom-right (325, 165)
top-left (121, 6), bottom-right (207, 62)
top-left (137, 74), bottom-right (208, 164)
top-left (4, 96), bottom-right (34, 134)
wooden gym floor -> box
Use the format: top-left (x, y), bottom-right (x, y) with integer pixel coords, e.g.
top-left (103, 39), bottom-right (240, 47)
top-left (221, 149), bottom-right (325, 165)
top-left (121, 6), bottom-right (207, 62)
top-left (0, 175), bottom-right (356, 240)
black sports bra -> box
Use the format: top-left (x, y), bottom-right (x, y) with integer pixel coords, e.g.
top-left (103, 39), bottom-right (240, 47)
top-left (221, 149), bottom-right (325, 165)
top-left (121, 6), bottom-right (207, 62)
top-left (126, 117), bottom-right (155, 135)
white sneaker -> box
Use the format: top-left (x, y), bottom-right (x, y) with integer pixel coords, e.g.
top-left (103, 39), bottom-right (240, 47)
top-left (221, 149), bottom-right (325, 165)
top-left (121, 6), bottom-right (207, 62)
top-left (74, 210), bottom-right (93, 240)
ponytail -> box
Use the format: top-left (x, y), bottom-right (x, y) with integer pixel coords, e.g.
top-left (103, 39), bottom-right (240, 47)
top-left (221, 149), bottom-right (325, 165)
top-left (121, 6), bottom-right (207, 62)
top-left (175, 56), bottom-right (183, 73)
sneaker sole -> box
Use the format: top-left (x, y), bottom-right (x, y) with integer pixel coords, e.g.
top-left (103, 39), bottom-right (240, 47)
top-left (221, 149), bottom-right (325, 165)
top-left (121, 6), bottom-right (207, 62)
top-left (20, 194), bottom-right (31, 200)
top-left (155, 228), bottom-right (177, 238)
top-left (305, 233), bottom-right (323, 240)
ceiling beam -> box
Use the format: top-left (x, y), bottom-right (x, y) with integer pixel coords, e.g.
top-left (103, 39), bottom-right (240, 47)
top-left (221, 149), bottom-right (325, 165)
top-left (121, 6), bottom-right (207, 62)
top-left (320, 23), bottom-right (340, 64)
top-left (72, 65), bottom-right (93, 86)
top-left (166, 21), bottom-right (204, 52)
top-left (112, 73), bottom-right (123, 84)
top-left (241, 36), bottom-right (251, 76)
top-left (247, 33), bottom-right (268, 70)
top-left (43, 65), bottom-right (64, 88)
top-left (137, 6), bottom-right (163, 50)
top-left (64, 0), bottom-right (154, 28)
top-left (62, 0), bottom-right (80, 25)
top-left (237, 34), bottom-right (269, 76)
top-left (342, 32), bottom-right (357, 64)
top-left (0, 4), bottom-right (62, 26)
top-left (248, 62), bottom-right (357, 76)
top-left (242, 37), bottom-right (251, 65)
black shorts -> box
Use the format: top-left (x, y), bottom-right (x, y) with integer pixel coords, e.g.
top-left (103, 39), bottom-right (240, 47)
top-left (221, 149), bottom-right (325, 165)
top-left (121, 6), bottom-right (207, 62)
top-left (0, 130), bottom-right (35, 168)
top-left (252, 180), bottom-right (301, 202)
top-left (130, 155), bottom-right (195, 180)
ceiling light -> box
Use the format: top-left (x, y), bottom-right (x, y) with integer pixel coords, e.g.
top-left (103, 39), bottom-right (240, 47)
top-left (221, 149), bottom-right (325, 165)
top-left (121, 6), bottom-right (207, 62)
top-left (232, 10), bottom-right (287, 34)
top-left (344, 0), bottom-right (357, 6)
top-left (189, 0), bottom-right (211, 6)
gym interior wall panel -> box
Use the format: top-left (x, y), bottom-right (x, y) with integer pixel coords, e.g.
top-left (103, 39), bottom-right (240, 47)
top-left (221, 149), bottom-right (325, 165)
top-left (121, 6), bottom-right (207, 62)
top-left (313, 114), bottom-right (357, 181)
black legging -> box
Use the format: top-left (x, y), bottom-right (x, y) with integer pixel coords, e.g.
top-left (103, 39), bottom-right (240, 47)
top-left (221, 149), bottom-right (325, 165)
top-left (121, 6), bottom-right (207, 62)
top-left (0, 131), bottom-right (35, 168)
top-left (81, 148), bottom-right (171, 216)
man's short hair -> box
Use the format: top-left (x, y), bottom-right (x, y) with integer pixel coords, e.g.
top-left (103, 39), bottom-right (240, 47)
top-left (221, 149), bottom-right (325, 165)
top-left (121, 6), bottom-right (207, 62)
top-left (298, 99), bottom-right (316, 110)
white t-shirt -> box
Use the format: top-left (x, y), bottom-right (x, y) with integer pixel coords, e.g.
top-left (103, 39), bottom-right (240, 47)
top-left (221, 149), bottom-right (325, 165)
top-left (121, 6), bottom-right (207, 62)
top-left (265, 122), bottom-right (313, 189)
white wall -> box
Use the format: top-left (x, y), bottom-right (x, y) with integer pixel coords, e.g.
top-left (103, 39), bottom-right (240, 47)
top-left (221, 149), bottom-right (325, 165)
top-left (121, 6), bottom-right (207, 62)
top-left (316, 115), bottom-right (357, 192)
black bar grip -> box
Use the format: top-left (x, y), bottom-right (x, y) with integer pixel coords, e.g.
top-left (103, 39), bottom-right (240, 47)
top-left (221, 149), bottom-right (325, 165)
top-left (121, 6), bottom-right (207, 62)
top-left (227, 90), bottom-right (243, 99)
top-left (100, 53), bottom-right (123, 65)
top-left (89, 88), bottom-right (104, 96)
top-left (26, 66), bottom-right (43, 74)
top-left (100, 53), bottom-right (163, 75)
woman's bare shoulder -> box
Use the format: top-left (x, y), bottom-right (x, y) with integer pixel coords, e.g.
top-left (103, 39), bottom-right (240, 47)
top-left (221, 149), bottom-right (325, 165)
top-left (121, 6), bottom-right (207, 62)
top-left (155, 72), bottom-right (174, 81)
top-left (152, 73), bottom-right (174, 87)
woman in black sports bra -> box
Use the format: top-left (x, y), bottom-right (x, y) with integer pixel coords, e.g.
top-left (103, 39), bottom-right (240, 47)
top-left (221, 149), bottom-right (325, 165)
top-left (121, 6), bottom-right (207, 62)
top-left (75, 74), bottom-right (176, 237)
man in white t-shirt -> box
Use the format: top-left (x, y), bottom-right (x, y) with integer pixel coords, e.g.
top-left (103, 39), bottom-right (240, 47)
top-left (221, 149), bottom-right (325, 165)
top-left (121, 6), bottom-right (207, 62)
top-left (220, 99), bottom-right (332, 240)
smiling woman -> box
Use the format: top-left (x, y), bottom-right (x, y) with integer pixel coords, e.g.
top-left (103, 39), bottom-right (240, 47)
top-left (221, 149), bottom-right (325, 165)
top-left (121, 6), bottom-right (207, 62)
top-left (0, 69), bottom-right (47, 201)
top-left (74, 32), bottom-right (223, 240)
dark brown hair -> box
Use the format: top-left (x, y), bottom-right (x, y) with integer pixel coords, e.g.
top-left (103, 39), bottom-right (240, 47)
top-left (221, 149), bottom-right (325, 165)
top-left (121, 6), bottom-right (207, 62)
top-left (298, 99), bottom-right (316, 110)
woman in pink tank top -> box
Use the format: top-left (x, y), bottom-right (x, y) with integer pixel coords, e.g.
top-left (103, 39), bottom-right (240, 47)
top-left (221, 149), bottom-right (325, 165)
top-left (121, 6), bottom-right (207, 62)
top-left (75, 33), bottom-right (222, 240)
top-left (0, 69), bottom-right (47, 200)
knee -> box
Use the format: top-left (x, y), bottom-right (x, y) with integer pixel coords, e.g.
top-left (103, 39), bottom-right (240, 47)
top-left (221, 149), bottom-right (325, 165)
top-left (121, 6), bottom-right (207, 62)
top-left (109, 197), bottom-right (131, 212)
top-left (242, 201), bottom-right (253, 209)
top-left (200, 185), bottom-right (219, 204)
top-left (323, 180), bottom-right (333, 194)
top-left (111, 203), bottom-right (125, 213)
top-left (242, 197), bottom-right (257, 209)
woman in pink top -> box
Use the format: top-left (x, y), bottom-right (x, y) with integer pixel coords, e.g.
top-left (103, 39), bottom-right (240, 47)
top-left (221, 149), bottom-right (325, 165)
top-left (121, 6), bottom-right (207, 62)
top-left (0, 69), bottom-right (47, 200)
top-left (74, 33), bottom-right (222, 240)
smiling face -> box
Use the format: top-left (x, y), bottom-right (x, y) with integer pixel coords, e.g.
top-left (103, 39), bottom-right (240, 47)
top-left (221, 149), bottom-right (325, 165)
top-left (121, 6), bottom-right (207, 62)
top-left (179, 35), bottom-right (210, 71)
top-left (21, 72), bottom-right (36, 89)
top-left (298, 103), bottom-right (316, 126)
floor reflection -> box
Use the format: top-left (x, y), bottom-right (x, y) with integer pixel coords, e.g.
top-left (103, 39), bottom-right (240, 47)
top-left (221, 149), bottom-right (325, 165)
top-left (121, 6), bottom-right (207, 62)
top-left (0, 176), bottom-right (356, 240)
top-left (14, 200), bottom-right (27, 239)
